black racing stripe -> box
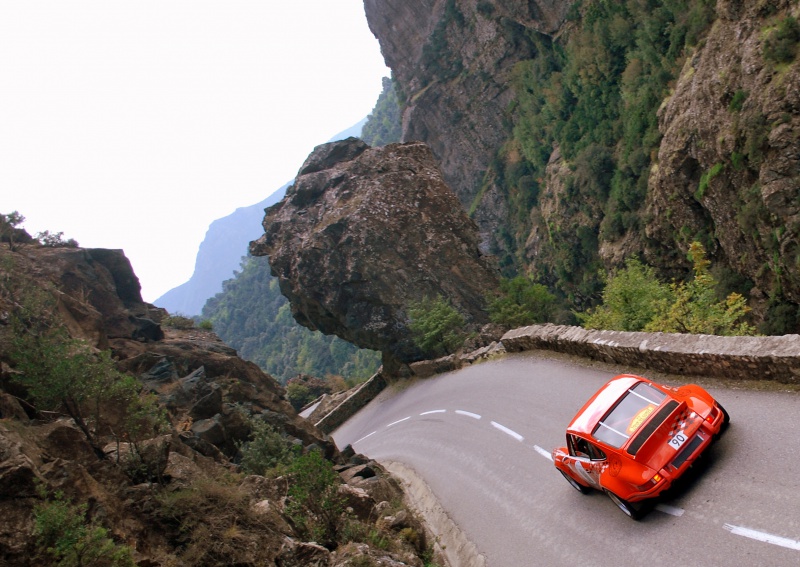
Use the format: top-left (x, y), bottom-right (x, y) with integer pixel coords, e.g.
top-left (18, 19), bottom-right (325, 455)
top-left (626, 400), bottom-right (680, 456)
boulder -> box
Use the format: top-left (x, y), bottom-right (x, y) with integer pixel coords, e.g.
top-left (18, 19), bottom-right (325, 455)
top-left (251, 139), bottom-right (501, 367)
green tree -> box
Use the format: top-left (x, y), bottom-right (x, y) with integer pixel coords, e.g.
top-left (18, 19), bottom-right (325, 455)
top-left (488, 275), bottom-right (555, 328)
top-left (645, 242), bottom-right (757, 335)
top-left (578, 257), bottom-right (671, 331)
top-left (407, 295), bottom-right (466, 357)
top-left (0, 210), bottom-right (26, 250)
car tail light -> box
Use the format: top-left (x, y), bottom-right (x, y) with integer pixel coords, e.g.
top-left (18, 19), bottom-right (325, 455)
top-left (705, 407), bottom-right (718, 424)
top-left (652, 473), bottom-right (662, 483)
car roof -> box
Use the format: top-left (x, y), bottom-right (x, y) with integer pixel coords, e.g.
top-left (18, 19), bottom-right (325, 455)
top-left (567, 375), bottom-right (643, 436)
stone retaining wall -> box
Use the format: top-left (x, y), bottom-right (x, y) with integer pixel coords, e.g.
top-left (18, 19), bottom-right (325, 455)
top-left (315, 325), bottom-right (800, 434)
top-left (315, 372), bottom-right (387, 434)
top-left (501, 324), bottom-right (800, 384)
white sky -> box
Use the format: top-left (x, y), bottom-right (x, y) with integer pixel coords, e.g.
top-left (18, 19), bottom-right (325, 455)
top-left (1, 1), bottom-right (389, 302)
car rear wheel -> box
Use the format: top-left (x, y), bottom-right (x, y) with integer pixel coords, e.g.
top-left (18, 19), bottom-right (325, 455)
top-left (604, 490), bottom-right (643, 520)
top-left (560, 470), bottom-right (590, 494)
top-left (717, 403), bottom-right (731, 434)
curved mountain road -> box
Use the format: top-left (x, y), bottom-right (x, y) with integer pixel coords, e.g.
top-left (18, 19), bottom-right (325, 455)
top-left (332, 351), bottom-right (800, 567)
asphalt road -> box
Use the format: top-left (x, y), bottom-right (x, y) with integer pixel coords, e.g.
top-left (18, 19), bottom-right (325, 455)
top-left (332, 351), bottom-right (800, 567)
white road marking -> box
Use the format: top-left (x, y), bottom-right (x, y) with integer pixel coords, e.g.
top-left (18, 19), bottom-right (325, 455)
top-left (655, 504), bottom-right (685, 517)
top-left (420, 409), bottom-right (447, 415)
top-left (455, 410), bottom-right (481, 419)
top-left (533, 445), bottom-right (554, 461)
top-left (355, 431), bottom-right (377, 444)
top-left (387, 416), bottom-right (411, 427)
top-left (723, 524), bottom-right (800, 551)
top-left (491, 421), bottom-right (524, 442)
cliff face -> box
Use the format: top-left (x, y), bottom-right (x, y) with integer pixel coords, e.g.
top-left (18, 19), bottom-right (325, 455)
top-left (647, 0), bottom-right (800, 313)
top-left (365, 0), bottom-right (800, 328)
top-left (250, 138), bottom-right (501, 369)
top-left (364, 0), bottom-right (573, 251)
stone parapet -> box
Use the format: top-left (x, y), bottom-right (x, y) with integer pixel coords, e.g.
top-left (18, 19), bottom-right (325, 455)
top-left (315, 372), bottom-right (388, 434)
top-left (501, 324), bottom-right (800, 384)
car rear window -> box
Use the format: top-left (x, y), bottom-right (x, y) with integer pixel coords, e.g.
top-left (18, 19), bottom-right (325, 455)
top-left (592, 382), bottom-right (668, 448)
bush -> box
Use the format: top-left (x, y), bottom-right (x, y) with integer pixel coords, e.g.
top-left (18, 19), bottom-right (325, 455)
top-left (728, 89), bottom-right (748, 113)
top-left (578, 257), bottom-right (671, 331)
top-left (645, 242), bottom-right (757, 335)
top-left (407, 296), bottom-right (466, 357)
top-left (488, 275), bottom-right (555, 328)
top-left (35, 230), bottom-right (79, 248)
top-left (763, 16), bottom-right (800, 64)
top-left (9, 284), bottom-right (168, 456)
top-left (161, 314), bottom-right (195, 329)
top-left (237, 416), bottom-right (297, 476)
top-left (285, 450), bottom-right (346, 549)
top-left (695, 163), bottom-right (724, 201)
top-left (34, 488), bottom-right (134, 567)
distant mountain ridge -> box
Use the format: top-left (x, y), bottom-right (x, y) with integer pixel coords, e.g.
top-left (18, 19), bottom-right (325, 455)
top-left (153, 186), bottom-right (288, 316)
top-left (154, 118), bottom-right (367, 316)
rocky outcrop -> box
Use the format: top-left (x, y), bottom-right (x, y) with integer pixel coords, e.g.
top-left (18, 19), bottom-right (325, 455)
top-left (646, 0), bottom-right (800, 311)
top-left (251, 138), bottom-right (501, 368)
top-left (0, 243), bottom-right (444, 566)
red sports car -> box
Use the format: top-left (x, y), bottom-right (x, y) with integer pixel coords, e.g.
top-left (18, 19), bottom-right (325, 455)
top-left (553, 374), bottom-right (729, 519)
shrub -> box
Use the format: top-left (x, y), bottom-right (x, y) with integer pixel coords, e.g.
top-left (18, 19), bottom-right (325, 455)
top-left (695, 163), bottom-right (724, 200)
top-left (161, 314), bottom-right (195, 329)
top-left (34, 488), bottom-right (134, 567)
top-left (285, 450), bottom-right (346, 549)
top-left (9, 284), bottom-right (168, 457)
top-left (728, 89), bottom-right (748, 113)
top-left (645, 242), bottom-right (757, 335)
top-left (763, 16), bottom-right (800, 64)
top-left (198, 319), bottom-right (213, 330)
top-left (237, 416), bottom-right (297, 476)
top-left (578, 257), bottom-right (672, 332)
top-left (407, 296), bottom-right (466, 357)
top-left (35, 230), bottom-right (79, 248)
top-left (488, 275), bottom-right (555, 328)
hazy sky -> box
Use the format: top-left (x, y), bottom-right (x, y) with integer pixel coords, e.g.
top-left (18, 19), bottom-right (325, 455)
top-left (1, 1), bottom-right (389, 302)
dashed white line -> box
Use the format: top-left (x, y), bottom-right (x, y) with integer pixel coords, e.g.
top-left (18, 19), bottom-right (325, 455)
top-left (455, 410), bottom-right (481, 419)
top-left (387, 416), bottom-right (411, 427)
top-left (420, 410), bottom-right (447, 415)
top-left (355, 431), bottom-right (377, 444)
top-left (491, 421), bottom-right (524, 442)
top-left (655, 504), bottom-right (685, 517)
top-left (724, 524), bottom-right (800, 551)
top-left (533, 445), bottom-right (553, 461)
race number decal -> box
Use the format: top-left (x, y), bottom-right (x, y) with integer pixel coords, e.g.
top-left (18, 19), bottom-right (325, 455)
top-left (668, 431), bottom-right (689, 451)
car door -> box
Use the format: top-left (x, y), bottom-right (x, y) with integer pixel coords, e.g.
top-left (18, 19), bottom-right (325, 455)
top-left (566, 434), bottom-right (607, 490)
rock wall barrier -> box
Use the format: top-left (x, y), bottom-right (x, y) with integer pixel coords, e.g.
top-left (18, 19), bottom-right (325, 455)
top-left (315, 372), bottom-right (387, 434)
top-left (501, 324), bottom-right (800, 384)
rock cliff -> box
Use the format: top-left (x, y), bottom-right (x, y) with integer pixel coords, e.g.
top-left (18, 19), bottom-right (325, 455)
top-left (364, 0), bottom-right (800, 329)
top-left (250, 138), bottom-right (501, 369)
top-left (647, 0), bottom-right (800, 315)
top-left (364, 0), bottom-right (574, 253)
